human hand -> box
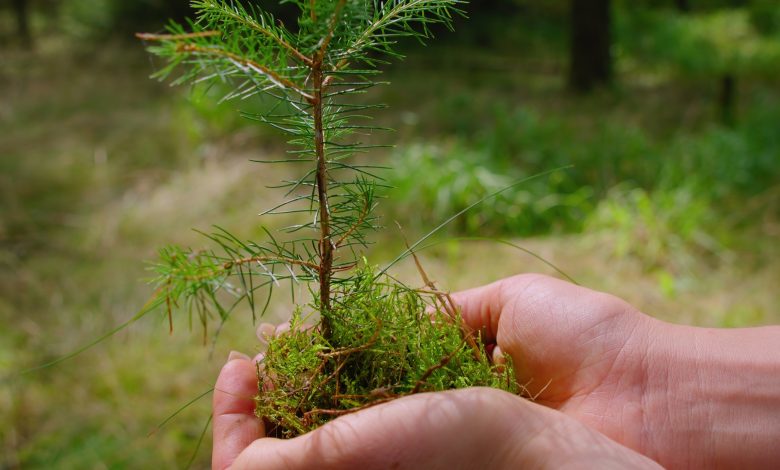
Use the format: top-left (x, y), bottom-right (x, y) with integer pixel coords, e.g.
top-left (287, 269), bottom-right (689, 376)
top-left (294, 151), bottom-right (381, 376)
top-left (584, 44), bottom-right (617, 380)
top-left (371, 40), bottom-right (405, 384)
top-left (452, 274), bottom-right (780, 469)
top-left (212, 352), bottom-right (661, 470)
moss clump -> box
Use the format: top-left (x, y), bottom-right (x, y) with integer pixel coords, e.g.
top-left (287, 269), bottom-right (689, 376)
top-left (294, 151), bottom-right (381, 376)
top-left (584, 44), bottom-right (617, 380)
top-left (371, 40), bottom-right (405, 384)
top-left (256, 266), bottom-right (517, 438)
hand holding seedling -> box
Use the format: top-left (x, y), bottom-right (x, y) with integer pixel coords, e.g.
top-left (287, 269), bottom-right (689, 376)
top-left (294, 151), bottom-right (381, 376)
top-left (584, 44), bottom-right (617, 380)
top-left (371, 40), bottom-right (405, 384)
top-left (212, 356), bottom-right (660, 470)
top-left (214, 274), bottom-right (780, 469)
top-left (454, 274), bottom-right (780, 468)
top-left (133, 3), bottom-right (779, 467)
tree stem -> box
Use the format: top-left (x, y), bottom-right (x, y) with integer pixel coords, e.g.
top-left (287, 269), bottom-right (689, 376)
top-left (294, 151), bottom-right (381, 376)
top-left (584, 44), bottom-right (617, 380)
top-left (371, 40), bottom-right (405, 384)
top-left (313, 67), bottom-right (333, 339)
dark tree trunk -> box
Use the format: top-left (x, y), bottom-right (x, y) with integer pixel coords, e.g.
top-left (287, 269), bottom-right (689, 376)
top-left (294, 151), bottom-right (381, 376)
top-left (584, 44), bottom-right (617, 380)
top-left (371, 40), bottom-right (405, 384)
top-left (675, 0), bottom-right (691, 12)
top-left (568, 0), bottom-right (612, 93)
top-left (719, 73), bottom-right (737, 126)
top-left (12, 0), bottom-right (32, 48)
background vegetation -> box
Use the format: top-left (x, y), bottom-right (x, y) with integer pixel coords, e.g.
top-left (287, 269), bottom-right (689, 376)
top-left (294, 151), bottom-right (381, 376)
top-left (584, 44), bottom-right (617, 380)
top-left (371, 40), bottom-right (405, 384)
top-left (1, 0), bottom-right (778, 468)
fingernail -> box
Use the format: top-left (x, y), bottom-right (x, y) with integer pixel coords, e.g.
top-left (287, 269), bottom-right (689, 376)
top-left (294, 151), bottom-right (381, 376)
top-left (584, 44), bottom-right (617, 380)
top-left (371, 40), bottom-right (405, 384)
top-left (492, 345), bottom-right (506, 373)
top-left (492, 345), bottom-right (506, 364)
top-left (228, 350), bottom-right (250, 362)
top-left (257, 323), bottom-right (276, 344)
top-left (275, 323), bottom-right (291, 336)
top-left (253, 352), bottom-right (265, 363)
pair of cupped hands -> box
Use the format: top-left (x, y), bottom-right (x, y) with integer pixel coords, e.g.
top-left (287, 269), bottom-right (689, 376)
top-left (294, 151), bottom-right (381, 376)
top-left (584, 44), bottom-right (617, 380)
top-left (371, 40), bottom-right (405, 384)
top-left (212, 274), bottom-right (780, 469)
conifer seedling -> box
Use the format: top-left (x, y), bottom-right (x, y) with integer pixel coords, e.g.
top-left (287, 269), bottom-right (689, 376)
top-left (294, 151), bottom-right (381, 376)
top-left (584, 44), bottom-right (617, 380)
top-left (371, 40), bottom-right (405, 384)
top-left (139, 0), bottom-right (518, 437)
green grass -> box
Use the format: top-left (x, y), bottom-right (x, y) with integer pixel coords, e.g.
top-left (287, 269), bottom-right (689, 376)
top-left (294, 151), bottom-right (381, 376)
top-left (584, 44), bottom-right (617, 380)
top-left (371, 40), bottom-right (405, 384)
top-left (1, 12), bottom-right (779, 468)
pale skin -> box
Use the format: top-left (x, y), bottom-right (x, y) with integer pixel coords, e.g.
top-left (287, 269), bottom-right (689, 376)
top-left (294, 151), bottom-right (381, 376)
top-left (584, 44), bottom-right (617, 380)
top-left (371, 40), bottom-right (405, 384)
top-left (213, 274), bottom-right (780, 469)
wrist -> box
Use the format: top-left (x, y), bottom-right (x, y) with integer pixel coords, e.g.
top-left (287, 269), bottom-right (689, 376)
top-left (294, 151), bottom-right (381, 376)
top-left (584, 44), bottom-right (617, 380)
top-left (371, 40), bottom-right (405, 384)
top-left (643, 321), bottom-right (780, 468)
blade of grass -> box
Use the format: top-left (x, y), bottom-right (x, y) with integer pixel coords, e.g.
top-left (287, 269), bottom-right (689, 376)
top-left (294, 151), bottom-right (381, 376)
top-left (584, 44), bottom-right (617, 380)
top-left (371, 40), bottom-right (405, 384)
top-left (416, 237), bottom-right (579, 285)
top-left (9, 294), bottom-right (166, 381)
top-left (148, 387), bottom-right (214, 437)
top-left (381, 167), bottom-right (572, 275)
top-left (185, 414), bottom-right (213, 470)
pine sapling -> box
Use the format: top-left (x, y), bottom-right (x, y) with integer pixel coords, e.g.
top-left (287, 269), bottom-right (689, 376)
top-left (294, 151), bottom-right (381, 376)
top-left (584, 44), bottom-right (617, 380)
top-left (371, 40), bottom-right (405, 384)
top-left (139, 0), bottom-right (519, 437)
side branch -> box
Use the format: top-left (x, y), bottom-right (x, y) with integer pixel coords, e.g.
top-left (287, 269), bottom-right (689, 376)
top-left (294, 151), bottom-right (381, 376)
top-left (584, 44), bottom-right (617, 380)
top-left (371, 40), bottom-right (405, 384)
top-left (411, 333), bottom-right (472, 394)
top-left (136, 31), bottom-right (221, 41)
top-left (316, 0), bottom-right (348, 62)
top-left (176, 44), bottom-right (316, 103)
top-left (334, 199), bottom-right (371, 248)
top-left (317, 319), bottom-right (382, 358)
top-left (167, 255), bottom-right (319, 284)
top-left (215, 4), bottom-right (315, 66)
top-left (223, 256), bottom-right (320, 272)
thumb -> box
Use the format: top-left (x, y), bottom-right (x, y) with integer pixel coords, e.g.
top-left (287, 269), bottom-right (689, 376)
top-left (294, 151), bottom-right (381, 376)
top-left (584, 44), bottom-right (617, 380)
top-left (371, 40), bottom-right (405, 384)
top-left (450, 273), bottom-right (556, 343)
top-left (230, 388), bottom-right (662, 470)
top-left (232, 388), bottom-right (521, 469)
top-left (212, 351), bottom-right (265, 470)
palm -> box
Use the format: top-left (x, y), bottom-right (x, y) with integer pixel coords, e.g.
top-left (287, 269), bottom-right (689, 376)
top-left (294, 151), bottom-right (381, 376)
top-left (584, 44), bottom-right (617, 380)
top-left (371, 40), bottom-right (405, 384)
top-left (454, 274), bottom-right (654, 451)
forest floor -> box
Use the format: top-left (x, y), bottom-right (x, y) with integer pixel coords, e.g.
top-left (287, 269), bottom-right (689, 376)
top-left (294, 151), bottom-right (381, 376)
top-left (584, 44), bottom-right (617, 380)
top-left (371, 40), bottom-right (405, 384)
top-left (1, 34), bottom-right (778, 468)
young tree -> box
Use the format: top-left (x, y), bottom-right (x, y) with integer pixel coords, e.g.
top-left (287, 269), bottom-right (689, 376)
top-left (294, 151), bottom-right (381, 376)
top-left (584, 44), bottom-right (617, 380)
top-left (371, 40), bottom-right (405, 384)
top-left (138, 0), bottom-right (517, 437)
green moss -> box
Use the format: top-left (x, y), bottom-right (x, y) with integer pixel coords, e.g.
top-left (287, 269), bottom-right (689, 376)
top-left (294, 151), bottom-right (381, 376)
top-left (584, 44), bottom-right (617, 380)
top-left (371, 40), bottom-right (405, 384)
top-left (256, 266), bottom-right (516, 438)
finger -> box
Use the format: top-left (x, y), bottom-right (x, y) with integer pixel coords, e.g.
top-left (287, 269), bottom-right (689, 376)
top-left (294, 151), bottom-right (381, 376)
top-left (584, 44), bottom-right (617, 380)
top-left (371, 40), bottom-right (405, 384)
top-left (233, 388), bottom-right (522, 470)
top-left (450, 273), bottom-right (587, 343)
top-left (449, 277), bottom-right (517, 342)
top-left (231, 388), bottom-right (662, 470)
top-left (256, 323), bottom-right (276, 345)
top-left (212, 351), bottom-right (264, 470)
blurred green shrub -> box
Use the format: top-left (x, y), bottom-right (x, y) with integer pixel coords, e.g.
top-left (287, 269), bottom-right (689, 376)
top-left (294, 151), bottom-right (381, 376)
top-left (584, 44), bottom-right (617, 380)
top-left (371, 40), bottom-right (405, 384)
top-left (385, 99), bottom-right (778, 257)
top-left (385, 142), bottom-right (593, 235)
top-left (663, 99), bottom-right (780, 199)
top-left (619, 8), bottom-right (780, 76)
top-left (585, 184), bottom-right (721, 271)
top-left (59, 0), bottom-right (191, 38)
top-left (750, 0), bottom-right (780, 36)
top-left (56, 0), bottom-right (303, 39)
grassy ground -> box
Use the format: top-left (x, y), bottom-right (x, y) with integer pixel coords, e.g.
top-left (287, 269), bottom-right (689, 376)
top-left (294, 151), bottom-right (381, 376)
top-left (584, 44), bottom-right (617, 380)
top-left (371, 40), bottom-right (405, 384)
top-left (1, 27), bottom-right (778, 469)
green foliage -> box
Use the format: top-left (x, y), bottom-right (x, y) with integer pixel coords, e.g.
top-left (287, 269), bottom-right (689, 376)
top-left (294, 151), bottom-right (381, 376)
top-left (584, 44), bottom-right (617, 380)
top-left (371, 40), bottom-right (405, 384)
top-left (750, 0), bottom-right (780, 36)
top-left (60, 0), bottom-right (192, 38)
top-left (619, 8), bottom-right (780, 76)
top-left (387, 97), bottom-right (780, 247)
top-left (386, 142), bottom-right (593, 235)
top-left (257, 266), bottom-right (517, 437)
top-left (585, 184), bottom-right (720, 271)
top-left (663, 101), bottom-right (780, 198)
top-left (387, 106), bottom-right (661, 236)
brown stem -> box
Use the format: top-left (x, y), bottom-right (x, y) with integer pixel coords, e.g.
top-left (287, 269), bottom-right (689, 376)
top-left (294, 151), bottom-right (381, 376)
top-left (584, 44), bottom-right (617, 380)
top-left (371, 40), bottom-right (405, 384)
top-left (304, 396), bottom-right (397, 420)
top-left (317, 0), bottom-right (348, 60)
top-left (313, 66), bottom-right (333, 339)
top-left (409, 248), bottom-right (481, 360)
top-left (317, 319), bottom-right (382, 358)
top-left (412, 333), bottom-right (472, 394)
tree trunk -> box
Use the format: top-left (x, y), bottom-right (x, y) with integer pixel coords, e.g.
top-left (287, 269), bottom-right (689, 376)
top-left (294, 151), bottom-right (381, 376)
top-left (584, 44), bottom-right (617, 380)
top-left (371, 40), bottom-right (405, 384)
top-left (675, 0), bottom-right (691, 13)
top-left (568, 0), bottom-right (612, 93)
top-left (12, 0), bottom-right (33, 48)
top-left (719, 73), bottom-right (737, 126)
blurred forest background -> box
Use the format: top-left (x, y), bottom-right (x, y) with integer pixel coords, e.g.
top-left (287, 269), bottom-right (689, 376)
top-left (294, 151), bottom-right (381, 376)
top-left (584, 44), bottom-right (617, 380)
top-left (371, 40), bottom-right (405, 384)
top-left (1, 0), bottom-right (778, 467)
